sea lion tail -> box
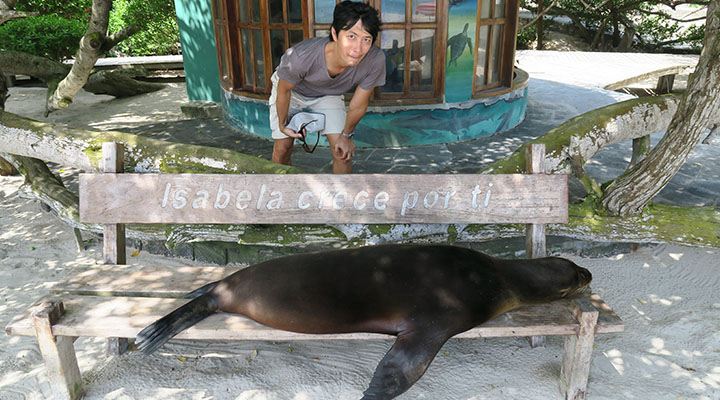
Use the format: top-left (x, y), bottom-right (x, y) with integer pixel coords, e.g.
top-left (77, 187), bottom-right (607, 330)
top-left (135, 292), bottom-right (219, 355)
top-left (184, 281), bottom-right (219, 299)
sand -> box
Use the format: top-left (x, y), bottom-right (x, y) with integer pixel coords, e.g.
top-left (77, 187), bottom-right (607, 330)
top-left (1, 84), bottom-right (719, 400)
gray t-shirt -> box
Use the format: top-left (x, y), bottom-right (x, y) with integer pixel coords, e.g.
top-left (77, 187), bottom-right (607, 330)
top-left (276, 37), bottom-right (386, 98)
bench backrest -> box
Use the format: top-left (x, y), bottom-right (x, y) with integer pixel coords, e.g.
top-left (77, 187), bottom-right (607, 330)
top-left (82, 143), bottom-right (567, 263)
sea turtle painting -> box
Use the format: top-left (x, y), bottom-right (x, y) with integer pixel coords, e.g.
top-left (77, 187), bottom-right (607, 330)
top-left (447, 22), bottom-right (472, 67)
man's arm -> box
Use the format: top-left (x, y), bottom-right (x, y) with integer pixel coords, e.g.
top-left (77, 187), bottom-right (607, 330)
top-left (276, 78), bottom-right (302, 138)
top-left (334, 85), bottom-right (373, 161)
top-left (342, 85), bottom-right (373, 135)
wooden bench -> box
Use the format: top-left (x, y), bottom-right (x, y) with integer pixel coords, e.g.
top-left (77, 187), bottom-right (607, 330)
top-left (5, 142), bottom-right (624, 400)
top-left (602, 64), bottom-right (694, 94)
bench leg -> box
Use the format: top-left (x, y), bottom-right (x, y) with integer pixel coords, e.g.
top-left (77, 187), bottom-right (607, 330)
top-left (656, 74), bottom-right (676, 94)
top-left (560, 298), bottom-right (599, 400)
top-left (107, 337), bottom-right (130, 355)
top-left (31, 300), bottom-right (84, 400)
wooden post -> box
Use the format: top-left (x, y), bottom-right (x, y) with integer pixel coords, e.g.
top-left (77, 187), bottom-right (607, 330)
top-left (630, 135), bottom-right (651, 167)
top-left (560, 297), bottom-right (599, 400)
top-left (101, 142), bottom-right (129, 355)
top-left (101, 142), bottom-right (126, 265)
top-left (526, 144), bottom-right (547, 347)
top-left (525, 144), bottom-right (546, 258)
top-left (655, 74), bottom-right (675, 94)
top-left (31, 300), bottom-right (83, 400)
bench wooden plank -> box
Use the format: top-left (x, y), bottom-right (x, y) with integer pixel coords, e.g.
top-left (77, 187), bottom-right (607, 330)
top-left (603, 64), bottom-right (693, 91)
top-left (50, 266), bottom-right (623, 329)
top-left (6, 293), bottom-right (623, 340)
top-left (52, 265), bottom-right (240, 298)
top-left (48, 265), bottom-right (623, 335)
top-left (101, 143), bottom-right (126, 265)
top-left (79, 173), bottom-right (569, 224)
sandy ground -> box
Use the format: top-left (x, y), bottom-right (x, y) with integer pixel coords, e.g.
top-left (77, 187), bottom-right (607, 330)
top-left (2, 84), bottom-right (720, 400)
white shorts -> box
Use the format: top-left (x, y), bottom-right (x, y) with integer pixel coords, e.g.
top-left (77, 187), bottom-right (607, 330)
top-left (269, 72), bottom-right (346, 140)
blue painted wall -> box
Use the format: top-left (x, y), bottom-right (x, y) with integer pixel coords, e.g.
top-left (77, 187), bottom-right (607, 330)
top-left (223, 84), bottom-right (528, 148)
top-left (174, 0), bottom-right (222, 102)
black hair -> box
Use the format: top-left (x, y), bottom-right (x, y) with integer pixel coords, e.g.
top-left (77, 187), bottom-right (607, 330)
top-left (330, 1), bottom-right (382, 43)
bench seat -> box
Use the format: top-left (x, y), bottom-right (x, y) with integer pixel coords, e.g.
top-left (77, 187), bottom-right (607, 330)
top-left (6, 264), bottom-right (623, 341)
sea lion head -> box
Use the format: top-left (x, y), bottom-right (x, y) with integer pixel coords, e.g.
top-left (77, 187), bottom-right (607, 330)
top-left (504, 256), bottom-right (592, 303)
top-left (540, 257), bottom-right (592, 300)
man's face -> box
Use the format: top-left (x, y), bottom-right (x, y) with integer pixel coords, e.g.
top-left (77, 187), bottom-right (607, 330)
top-left (331, 20), bottom-right (373, 67)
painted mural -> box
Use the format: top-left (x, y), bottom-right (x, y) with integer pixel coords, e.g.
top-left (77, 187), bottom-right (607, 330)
top-left (223, 83), bottom-right (527, 148)
top-left (445, 0), bottom-right (476, 103)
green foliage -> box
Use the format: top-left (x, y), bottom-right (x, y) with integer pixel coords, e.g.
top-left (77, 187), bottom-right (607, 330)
top-left (634, 9), bottom-right (705, 50)
top-left (517, 25), bottom-right (537, 50)
top-left (521, 0), bottom-right (706, 52)
top-left (0, 14), bottom-right (85, 61)
top-left (14, 0), bottom-right (180, 57)
top-left (108, 0), bottom-right (180, 56)
top-left (14, 0), bottom-right (91, 19)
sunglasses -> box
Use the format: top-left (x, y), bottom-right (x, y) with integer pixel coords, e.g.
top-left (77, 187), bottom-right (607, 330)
top-left (298, 120), bottom-right (319, 153)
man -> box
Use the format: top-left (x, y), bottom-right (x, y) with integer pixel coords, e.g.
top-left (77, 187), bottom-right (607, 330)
top-left (269, 0), bottom-right (385, 174)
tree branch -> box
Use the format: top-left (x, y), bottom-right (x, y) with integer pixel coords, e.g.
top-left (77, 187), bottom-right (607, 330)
top-left (0, 50), bottom-right (70, 82)
top-left (102, 24), bottom-right (142, 52)
top-left (0, 110), bottom-right (301, 175)
top-left (46, 0), bottom-right (112, 114)
top-left (520, 0), bottom-right (559, 31)
top-left (0, 10), bottom-right (37, 24)
top-left (639, 9), bottom-right (708, 22)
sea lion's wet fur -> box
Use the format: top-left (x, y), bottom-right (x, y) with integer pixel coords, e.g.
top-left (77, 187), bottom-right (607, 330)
top-left (136, 244), bottom-right (591, 399)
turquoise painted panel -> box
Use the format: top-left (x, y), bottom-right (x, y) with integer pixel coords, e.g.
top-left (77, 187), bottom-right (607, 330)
top-left (221, 86), bottom-right (528, 148)
top-left (174, 0), bottom-right (222, 102)
top-left (222, 95), bottom-right (270, 137)
top-left (445, 1), bottom-right (476, 103)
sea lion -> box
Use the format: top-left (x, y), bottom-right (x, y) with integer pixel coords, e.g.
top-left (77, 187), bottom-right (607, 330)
top-left (136, 244), bottom-right (591, 399)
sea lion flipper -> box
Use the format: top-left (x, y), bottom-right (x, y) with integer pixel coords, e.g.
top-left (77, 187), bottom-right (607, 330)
top-left (361, 328), bottom-right (452, 400)
top-left (135, 293), bottom-right (219, 355)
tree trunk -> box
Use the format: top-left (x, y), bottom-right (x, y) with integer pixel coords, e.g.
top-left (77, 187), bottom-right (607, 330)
top-left (84, 70), bottom-right (164, 98)
top-left (0, 0), bottom-right (36, 25)
top-left (0, 68), bottom-right (7, 109)
top-left (629, 135), bottom-right (651, 167)
top-left (46, 0), bottom-right (111, 114)
top-left (0, 68), bottom-right (16, 175)
top-left (0, 156), bottom-right (16, 175)
top-left (601, 0), bottom-right (720, 215)
top-left (617, 25), bottom-right (635, 51)
top-left (0, 0), bottom-right (17, 9)
top-left (0, 51), bottom-right (69, 82)
top-left (0, 51), bottom-right (165, 98)
top-left (611, 10), bottom-right (621, 48)
top-left (0, 110), bottom-right (301, 175)
top-left (536, 0), bottom-right (545, 50)
top-left (591, 18), bottom-right (608, 49)
top-left (2, 153), bottom-right (80, 223)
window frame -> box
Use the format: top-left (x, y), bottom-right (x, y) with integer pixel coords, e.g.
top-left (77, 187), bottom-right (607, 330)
top-left (232, 0), bottom-right (309, 95)
top-left (212, 0), bottom-right (517, 103)
top-left (471, 0), bottom-right (519, 98)
top-left (211, 0), bottom-right (234, 88)
top-left (368, 0), bottom-right (448, 103)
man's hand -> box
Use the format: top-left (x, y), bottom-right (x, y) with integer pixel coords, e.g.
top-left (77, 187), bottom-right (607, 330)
top-left (334, 134), bottom-right (355, 161)
top-left (281, 126), bottom-right (303, 139)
